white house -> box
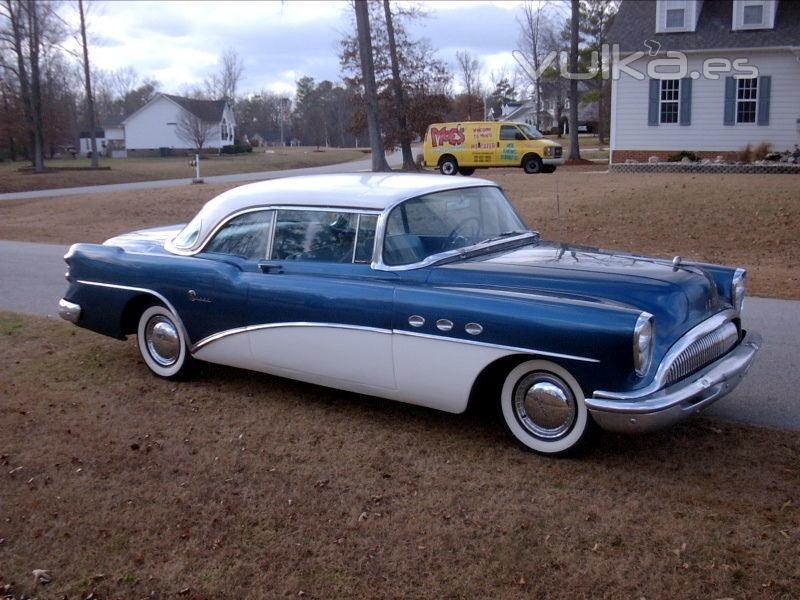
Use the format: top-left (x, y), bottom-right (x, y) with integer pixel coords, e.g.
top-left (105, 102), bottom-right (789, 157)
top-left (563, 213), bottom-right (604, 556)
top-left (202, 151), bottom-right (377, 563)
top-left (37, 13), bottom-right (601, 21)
top-left (607, 0), bottom-right (800, 163)
top-left (122, 93), bottom-right (236, 154)
top-left (78, 116), bottom-right (125, 157)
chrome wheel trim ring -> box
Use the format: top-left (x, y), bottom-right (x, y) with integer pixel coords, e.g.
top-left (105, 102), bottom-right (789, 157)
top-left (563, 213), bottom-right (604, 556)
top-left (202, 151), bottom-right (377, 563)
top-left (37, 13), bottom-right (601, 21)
top-left (512, 372), bottom-right (577, 440)
top-left (441, 161), bottom-right (456, 175)
top-left (145, 315), bottom-right (180, 367)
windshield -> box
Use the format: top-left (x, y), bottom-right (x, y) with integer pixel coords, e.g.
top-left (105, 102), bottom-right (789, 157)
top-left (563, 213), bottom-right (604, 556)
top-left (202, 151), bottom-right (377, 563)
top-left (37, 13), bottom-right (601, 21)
top-left (382, 186), bottom-right (529, 266)
top-left (172, 213), bottom-right (203, 249)
top-left (518, 123), bottom-right (544, 140)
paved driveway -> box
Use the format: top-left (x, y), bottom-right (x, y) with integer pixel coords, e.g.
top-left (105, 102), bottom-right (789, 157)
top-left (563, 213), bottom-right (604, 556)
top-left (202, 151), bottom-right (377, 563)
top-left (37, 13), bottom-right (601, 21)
top-left (0, 239), bottom-right (797, 431)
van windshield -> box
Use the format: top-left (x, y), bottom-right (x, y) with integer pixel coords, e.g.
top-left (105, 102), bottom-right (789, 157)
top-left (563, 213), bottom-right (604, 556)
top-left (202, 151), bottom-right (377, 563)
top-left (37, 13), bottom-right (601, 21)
top-left (518, 124), bottom-right (544, 140)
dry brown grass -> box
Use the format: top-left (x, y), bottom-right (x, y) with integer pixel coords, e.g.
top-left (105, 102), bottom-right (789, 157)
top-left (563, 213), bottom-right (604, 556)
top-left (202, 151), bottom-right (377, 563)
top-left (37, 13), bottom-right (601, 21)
top-left (0, 312), bottom-right (798, 599)
top-left (1, 166), bottom-right (798, 299)
top-left (0, 148), bottom-right (366, 194)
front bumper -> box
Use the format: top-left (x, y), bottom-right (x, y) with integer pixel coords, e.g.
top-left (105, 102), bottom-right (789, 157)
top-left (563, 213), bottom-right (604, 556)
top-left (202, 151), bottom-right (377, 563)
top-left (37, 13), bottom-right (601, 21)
top-left (586, 331), bottom-right (762, 433)
top-left (58, 298), bottom-right (81, 324)
top-left (542, 157), bottom-right (564, 166)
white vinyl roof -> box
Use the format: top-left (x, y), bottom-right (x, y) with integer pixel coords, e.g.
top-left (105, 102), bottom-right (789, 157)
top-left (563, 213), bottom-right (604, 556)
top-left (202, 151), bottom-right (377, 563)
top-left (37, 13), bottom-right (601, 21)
top-left (171, 173), bottom-right (498, 253)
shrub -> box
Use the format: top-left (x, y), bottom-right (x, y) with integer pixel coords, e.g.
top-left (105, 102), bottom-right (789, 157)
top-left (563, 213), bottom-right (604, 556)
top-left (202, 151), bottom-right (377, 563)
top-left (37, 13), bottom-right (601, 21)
top-left (752, 141), bottom-right (771, 161)
top-left (736, 144), bottom-right (753, 163)
top-left (667, 150), bottom-right (700, 162)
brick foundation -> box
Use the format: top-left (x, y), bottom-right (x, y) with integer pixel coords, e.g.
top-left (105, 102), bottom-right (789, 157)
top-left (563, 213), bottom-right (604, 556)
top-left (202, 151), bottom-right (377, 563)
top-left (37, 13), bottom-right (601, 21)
top-left (611, 150), bottom-right (740, 163)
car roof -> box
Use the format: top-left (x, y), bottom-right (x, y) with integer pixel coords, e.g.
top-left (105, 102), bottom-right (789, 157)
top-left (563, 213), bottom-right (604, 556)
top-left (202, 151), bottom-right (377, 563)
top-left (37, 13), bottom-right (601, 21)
top-left (170, 173), bottom-right (499, 254)
top-left (206, 172), bottom-right (496, 212)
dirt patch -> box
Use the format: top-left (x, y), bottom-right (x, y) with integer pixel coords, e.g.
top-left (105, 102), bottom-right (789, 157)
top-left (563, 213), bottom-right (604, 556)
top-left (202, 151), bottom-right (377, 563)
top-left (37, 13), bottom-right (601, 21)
top-left (0, 312), bottom-right (798, 598)
top-left (1, 167), bottom-right (797, 299)
top-left (0, 148), bottom-right (365, 194)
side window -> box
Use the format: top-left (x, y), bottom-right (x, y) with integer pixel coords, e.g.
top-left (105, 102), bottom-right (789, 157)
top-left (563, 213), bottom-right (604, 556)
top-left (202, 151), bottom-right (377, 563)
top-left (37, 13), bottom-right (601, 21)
top-left (204, 210), bottom-right (273, 259)
top-left (271, 210), bottom-right (358, 263)
top-left (500, 125), bottom-right (519, 141)
top-left (354, 215), bottom-right (378, 263)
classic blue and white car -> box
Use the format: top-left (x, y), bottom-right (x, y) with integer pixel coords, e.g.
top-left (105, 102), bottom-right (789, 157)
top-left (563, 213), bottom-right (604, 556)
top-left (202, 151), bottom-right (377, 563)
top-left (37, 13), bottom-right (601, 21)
top-left (59, 173), bottom-right (761, 454)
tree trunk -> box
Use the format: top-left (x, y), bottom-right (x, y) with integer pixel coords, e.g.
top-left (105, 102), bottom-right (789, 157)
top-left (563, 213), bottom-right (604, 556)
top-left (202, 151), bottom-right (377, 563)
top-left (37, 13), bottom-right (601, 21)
top-left (354, 0), bottom-right (390, 172)
top-left (568, 0), bottom-right (580, 161)
top-left (6, 0), bottom-right (34, 167)
top-left (383, 0), bottom-right (415, 170)
top-left (26, 0), bottom-right (45, 172)
top-left (78, 0), bottom-right (98, 167)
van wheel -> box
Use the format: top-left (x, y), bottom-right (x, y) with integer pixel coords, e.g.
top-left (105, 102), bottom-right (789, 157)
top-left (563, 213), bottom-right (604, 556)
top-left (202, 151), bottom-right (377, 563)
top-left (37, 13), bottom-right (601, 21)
top-left (522, 155), bottom-right (543, 174)
top-left (458, 167), bottom-right (475, 176)
top-left (499, 359), bottom-right (591, 455)
top-left (542, 165), bottom-right (556, 174)
top-left (439, 156), bottom-right (458, 175)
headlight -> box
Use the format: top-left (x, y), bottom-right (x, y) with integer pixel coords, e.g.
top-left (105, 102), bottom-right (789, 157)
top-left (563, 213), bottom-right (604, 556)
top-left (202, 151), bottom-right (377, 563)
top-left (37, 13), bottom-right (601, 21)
top-left (633, 312), bottom-right (654, 377)
top-left (732, 268), bottom-right (747, 312)
top-left (543, 146), bottom-right (552, 157)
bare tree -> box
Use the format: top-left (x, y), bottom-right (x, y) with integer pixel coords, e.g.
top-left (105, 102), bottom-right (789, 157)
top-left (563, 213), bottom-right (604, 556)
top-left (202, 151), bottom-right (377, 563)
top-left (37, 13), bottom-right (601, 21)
top-left (111, 65), bottom-right (138, 99)
top-left (383, 0), bottom-right (414, 170)
top-left (205, 48), bottom-right (243, 102)
top-left (455, 50), bottom-right (481, 120)
top-left (77, 0), bottom-right (97, 166)
top-left (354, 0), bottom-right (389, 172)
top-left (175, 110), bottom-right (218, 153)
top-left (568, 0), bottom-right (580, 160)
top-left (518, 0), bottom-right (553, 131)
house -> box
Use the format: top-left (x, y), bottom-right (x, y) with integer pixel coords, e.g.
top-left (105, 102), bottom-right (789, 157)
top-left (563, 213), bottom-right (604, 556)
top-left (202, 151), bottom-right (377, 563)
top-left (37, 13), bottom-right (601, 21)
top-left (79, 116), bottom-right (125, 158)
top-left (491, 89), bottom-right (599, 135)
top-left (607, 0), bottom-right (800, 163)
top-left (122, 93), bottom-right (236, 155)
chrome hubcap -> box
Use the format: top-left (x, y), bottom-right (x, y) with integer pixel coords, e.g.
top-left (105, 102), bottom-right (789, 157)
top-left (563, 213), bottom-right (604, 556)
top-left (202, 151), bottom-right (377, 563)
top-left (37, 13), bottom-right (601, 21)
top-left (513, 372), bottom-right (576, 439)
top-left (145, 316), bottom-right (180, 366)
top-left (442, 162), bottom-right (455, 174)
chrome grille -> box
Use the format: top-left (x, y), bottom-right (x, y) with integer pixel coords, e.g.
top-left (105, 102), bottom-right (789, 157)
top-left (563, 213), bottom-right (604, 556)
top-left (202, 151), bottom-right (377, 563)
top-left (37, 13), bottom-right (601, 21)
top-left (554, 147), bottom-right (563, 158)
top-left (664, 321), bottom-right (739, 386)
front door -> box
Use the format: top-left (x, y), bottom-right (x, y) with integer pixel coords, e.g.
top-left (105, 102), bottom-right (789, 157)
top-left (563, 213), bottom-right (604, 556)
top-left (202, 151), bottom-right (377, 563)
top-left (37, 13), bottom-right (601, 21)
top-left (496, 124), bottom-right (524, 166)
top-left (245, 209), bottom-right (398, 391)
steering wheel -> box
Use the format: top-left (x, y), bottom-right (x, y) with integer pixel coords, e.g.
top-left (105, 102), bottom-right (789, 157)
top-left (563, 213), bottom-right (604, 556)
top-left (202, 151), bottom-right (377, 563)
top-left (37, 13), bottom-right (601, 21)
top-left (444, 217), bottom-right (481, 250)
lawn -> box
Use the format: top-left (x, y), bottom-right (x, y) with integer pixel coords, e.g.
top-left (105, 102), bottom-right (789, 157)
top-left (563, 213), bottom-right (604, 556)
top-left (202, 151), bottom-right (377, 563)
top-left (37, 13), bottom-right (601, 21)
top-left (0, 147), bottom-right (367, 194)
top-left (0, 167), bottom-right (797, 299)
top-left (0, 311), bottom-right (797, 599)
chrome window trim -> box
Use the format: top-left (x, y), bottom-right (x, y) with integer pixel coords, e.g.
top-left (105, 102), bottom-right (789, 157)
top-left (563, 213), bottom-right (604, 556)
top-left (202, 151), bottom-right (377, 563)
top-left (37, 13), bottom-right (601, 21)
top-left (369, 185), bottom-right (535, 272)
top-left (75, 280), bottom-right (192, 345)
top-left (594, 308), bottom-right (740, 400)
top-left (166, 205), bottom-right (383, 258)
top-left (189, 320), bottom-right (599, 363)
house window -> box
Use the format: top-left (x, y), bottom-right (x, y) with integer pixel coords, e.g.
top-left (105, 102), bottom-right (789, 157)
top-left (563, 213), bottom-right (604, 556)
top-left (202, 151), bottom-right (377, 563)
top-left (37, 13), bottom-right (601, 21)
top-left (659, 79), bottom-right (680, 124)
top-left (666, 8), bottom-right (685, 28)
top-left (736, 78), bottom-right (758, 123)
top-left (742, 4), bottom-right (763, 25)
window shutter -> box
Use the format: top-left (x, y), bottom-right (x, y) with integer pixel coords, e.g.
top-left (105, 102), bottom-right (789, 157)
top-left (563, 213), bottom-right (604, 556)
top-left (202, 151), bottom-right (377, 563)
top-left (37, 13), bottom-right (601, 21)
top-left (679, 77), bottom-right (692, 125)
top-left (648, 79), bottom-right (659, 126)
top-left (723, 77), bottom-right (736, 125)
top-left (757, 75), bottom-right (771, 126)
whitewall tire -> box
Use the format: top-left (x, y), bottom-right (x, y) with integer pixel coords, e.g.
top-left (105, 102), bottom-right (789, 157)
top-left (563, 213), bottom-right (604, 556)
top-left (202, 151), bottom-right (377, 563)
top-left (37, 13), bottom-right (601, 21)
top-left (136, 304), bottom-right (192, 379)
top-left (500, 359), bottom-right (590, 455)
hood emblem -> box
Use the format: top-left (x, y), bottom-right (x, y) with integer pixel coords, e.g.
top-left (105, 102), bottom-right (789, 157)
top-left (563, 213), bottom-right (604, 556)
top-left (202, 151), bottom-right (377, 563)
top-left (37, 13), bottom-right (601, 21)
top-left (672, 256), bottom-right (683, 271)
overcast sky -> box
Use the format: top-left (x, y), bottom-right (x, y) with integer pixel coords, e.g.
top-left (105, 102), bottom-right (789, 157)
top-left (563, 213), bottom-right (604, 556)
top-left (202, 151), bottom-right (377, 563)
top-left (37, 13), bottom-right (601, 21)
top-left (66, 0), bottom-right (551, 97)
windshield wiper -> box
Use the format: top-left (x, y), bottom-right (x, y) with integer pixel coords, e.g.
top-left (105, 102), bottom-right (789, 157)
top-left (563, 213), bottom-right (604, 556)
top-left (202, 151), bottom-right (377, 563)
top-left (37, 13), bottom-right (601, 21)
top-left (476, 230), bottom-right (532, 245)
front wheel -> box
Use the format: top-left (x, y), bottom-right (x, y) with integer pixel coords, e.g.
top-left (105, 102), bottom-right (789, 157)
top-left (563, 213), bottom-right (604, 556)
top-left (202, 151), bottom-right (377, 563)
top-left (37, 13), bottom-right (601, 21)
top-left (136, 304), bottom-right (193, 379)
top-left (439, 156), bottom-right (458, 175)
top-left (542, 165), bottom-right (556, 174)
top-left (522, 155), bottom-right (543, 174)
top-left (499, 359), bottom-right (590, 455)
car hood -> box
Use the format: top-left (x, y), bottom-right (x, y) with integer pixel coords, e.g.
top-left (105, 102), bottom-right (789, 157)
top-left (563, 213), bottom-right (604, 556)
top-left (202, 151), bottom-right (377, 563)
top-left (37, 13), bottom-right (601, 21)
top-left (428, 240), bottom-right (728, 339)
top-left (104, 224), bottom-right (184, 254)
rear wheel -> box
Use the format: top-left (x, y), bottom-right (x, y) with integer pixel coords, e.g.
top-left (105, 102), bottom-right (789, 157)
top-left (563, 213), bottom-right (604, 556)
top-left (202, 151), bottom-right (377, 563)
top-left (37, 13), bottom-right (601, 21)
top-left (499, 359), bottom-right (590, 455)
top-left (542, 165), bottom-right (556, 174)
top-left (522, 154), bottom-right (543, 174)
top-left (458, 167), bottom-right (475, 176)
top-left (136, 304), bottom-right (193, 379)
top-left (439, 156), bottom-right (458, 175)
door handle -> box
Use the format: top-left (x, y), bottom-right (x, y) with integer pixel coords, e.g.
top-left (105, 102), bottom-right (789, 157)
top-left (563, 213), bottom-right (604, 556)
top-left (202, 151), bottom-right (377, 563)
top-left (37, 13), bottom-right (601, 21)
top-left (258, 261), bottom-right (283, 274)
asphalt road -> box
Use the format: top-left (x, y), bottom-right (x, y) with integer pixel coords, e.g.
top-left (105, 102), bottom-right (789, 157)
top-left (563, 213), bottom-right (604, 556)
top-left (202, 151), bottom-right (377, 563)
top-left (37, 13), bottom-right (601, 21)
top-left (0, 148), bottom-right (407, 202)
top-left (0, 239), bottom-right (797, 431)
